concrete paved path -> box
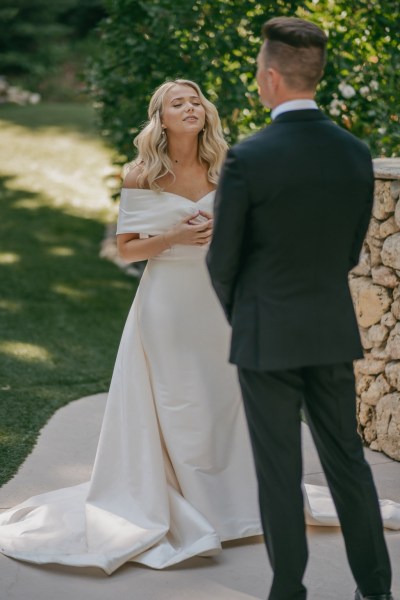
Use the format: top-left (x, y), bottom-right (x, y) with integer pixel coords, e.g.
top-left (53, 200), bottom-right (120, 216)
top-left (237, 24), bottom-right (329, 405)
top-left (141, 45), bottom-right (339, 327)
top-left (0, 393), bottom-right (399, 600)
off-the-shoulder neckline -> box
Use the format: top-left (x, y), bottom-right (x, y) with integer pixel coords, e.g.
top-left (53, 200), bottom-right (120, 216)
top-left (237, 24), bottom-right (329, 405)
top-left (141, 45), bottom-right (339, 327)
top-left (121, 188), bottom-right (215, 204)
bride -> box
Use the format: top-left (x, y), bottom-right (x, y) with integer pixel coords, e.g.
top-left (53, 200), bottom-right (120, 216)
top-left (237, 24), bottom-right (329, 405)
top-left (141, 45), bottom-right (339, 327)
top-left (0, 79), bottom-right (262, 574)
top-left (0, 79), bottom-right (399, 576)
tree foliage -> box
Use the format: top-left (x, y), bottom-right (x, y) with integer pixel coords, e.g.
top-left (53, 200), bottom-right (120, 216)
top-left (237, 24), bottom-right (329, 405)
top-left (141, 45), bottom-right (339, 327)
top-left (0, 0), bottom-right (106, 96)
top-left (88, 0), bottom-right (400, 161)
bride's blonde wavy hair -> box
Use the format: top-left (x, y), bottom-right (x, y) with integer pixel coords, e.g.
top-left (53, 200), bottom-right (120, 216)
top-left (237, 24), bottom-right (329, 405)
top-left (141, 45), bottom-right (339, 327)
top-left (131, 79), bottom-right (228, 190)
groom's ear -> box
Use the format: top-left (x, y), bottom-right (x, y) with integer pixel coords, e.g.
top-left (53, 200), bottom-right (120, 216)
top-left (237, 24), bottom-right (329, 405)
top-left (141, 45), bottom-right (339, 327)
top-left (267, 67), bottom-right (281, 91)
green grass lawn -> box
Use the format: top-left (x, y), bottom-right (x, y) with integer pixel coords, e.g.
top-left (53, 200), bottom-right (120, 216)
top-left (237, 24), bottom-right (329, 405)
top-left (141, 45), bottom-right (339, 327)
top-left (0, 103), bottom-right (137, 486)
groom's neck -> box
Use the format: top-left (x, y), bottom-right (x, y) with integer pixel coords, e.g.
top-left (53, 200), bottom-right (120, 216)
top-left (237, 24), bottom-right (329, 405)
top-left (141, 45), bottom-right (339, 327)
top-left (270, 90), bottom-right (315, 110)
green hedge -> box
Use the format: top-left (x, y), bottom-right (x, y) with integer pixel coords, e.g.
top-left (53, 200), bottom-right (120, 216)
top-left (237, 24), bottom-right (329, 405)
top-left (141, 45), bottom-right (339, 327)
top-left (88, 0), bottom-right (400, 161)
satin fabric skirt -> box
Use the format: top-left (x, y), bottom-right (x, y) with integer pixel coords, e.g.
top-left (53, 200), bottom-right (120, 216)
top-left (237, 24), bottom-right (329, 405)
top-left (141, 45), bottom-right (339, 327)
top-left (0, 247), bottom-right (261, 573)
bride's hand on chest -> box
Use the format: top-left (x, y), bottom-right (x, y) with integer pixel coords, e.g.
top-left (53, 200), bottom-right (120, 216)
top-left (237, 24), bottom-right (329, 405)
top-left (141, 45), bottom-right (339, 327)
top-left (166, 211), bottom-right (213, 246)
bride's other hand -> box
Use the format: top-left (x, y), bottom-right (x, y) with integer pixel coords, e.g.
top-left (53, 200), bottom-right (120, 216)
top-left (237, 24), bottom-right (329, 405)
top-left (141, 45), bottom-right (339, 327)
top-left (197, 210), bottom-right (213, 222)
top-left (165, 212), bottom-right (213, 246)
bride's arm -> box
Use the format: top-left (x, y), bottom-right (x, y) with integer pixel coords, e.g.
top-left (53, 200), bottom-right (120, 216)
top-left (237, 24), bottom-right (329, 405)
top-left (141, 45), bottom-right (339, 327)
top-left (117, 167), bottom-right (212, 263)
top-left (117, 232), bottom-right (171, 263)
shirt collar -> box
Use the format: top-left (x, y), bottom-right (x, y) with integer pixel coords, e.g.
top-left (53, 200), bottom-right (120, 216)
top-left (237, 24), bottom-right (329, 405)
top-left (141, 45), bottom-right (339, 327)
top-left (271, 99), bottom-right (318, 120)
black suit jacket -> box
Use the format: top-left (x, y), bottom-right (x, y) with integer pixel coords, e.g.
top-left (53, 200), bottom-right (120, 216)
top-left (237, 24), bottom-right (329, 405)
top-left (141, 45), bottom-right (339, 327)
top-left (206, 109), bottom-right (374, 371)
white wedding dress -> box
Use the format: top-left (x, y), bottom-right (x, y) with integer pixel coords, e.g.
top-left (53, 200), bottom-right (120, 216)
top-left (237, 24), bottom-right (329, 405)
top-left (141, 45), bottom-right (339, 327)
top-left (0, 189), bottom-right (399, 575)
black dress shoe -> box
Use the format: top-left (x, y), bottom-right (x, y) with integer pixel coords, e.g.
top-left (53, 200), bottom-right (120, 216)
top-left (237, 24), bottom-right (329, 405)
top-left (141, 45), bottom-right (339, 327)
top-left (355, 589), bottom-right (393, 599)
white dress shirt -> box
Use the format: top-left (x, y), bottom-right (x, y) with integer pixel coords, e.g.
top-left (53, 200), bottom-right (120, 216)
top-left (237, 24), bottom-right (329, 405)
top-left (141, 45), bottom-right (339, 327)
top-left (271, 99), bottom-right (318, 120)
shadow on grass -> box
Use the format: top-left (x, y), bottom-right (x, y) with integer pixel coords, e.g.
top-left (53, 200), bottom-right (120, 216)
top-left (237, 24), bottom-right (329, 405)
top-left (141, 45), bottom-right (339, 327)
top-left (0, 173), bottom-right (136, 485)
top-left (0, 103), bottom-right (100, 137)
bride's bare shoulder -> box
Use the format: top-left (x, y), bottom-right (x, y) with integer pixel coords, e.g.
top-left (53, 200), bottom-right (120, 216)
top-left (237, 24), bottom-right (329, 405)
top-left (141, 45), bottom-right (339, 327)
top-left (122, 164), bottom-right (148, 189)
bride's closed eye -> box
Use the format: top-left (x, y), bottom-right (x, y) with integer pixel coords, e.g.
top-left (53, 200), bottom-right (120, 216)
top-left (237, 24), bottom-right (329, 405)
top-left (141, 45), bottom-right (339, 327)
top-left (172, 100), bottom-right (202, 108)
top-left (172, 102), bottom-right (202, 108)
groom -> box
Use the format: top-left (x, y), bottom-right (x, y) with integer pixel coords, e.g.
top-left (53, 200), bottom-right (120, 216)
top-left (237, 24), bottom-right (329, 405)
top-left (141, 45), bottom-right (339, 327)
top-left (207, 16), bottom-right (393, 600)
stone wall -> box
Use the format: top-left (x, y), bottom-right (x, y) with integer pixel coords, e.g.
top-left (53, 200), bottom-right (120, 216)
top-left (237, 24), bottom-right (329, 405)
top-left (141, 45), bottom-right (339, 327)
top-left (350, 158), bottom-right (400, 461)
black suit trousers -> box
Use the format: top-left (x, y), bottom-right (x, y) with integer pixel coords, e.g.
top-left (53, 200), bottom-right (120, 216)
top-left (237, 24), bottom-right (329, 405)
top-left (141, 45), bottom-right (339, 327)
top-left (238, 363), bottom-right (392, 600)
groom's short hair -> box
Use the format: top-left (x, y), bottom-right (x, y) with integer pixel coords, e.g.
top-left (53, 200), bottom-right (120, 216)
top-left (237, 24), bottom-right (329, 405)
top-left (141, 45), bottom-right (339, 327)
top-left (261, 17), bottom-right (328, 91)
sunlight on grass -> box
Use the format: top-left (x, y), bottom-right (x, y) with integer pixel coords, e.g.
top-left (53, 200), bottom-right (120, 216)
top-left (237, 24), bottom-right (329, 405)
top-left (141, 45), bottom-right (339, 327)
top-left (0, 300), bottom-right (22, 312)
top-left (0, 431), bottom-right (21, 443)
top-left (108, 280), bottom-right (133, 290)
top-left (52, 283), bottom-right (92, 299)
top-left (0, 341), bottom-right (53, 364)
top-left (13, 198), bottom-right (42, 210)
top-left (0, 252), bottom-right (20, 264)
top-left (48, 246), bottom-right (75, 257)
top-left (0, 106), bottom-right (118, 223)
